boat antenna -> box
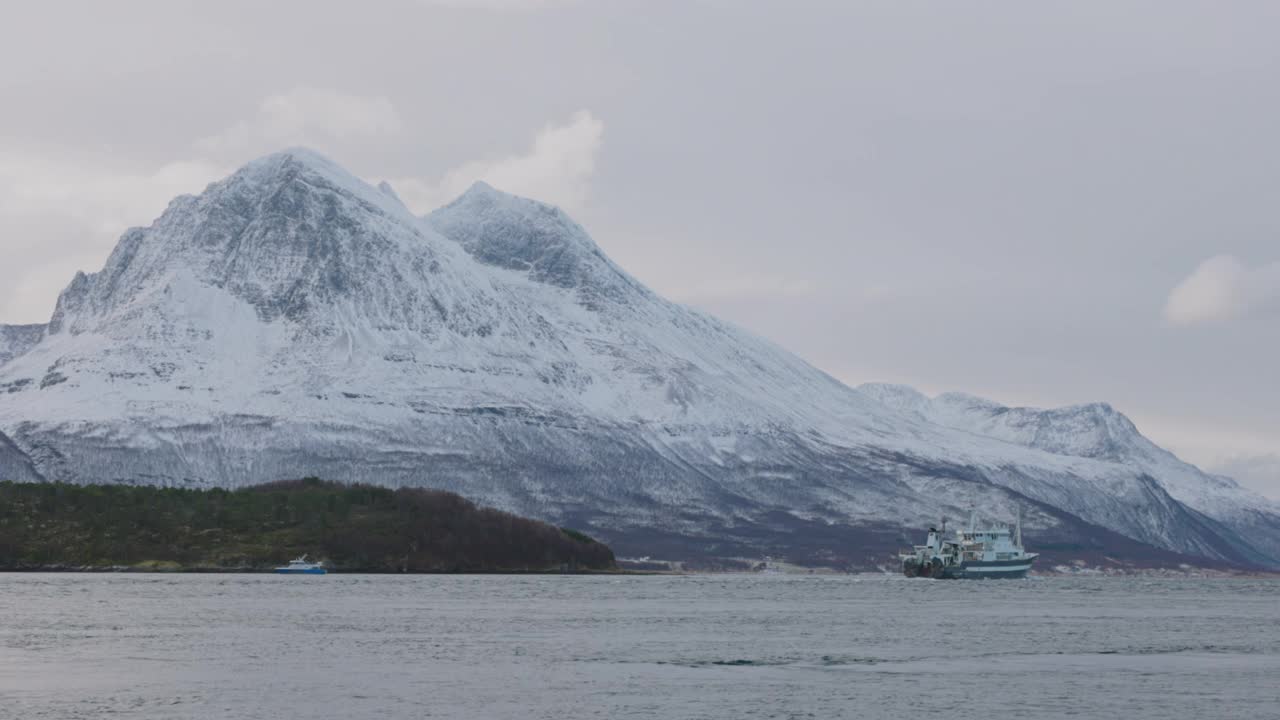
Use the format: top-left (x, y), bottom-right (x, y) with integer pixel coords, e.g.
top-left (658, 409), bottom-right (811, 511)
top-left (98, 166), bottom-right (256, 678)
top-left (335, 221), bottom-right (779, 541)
top-left (1015, 507), bottom-right (1023, 547)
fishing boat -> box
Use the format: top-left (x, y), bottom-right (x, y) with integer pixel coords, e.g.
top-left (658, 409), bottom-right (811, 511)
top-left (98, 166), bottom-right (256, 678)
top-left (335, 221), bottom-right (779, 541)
top-left (274, 555), bottom-right (327, 575)
top-left (901, 512), bottom-right (1037, 579)
top-left (755, 557), bottom-right (784, 575)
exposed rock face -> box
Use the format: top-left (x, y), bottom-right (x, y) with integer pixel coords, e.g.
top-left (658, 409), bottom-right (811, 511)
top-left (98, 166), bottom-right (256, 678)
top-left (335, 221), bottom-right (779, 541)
top-left (0, 430), bottom-right (41, 482)
top-left (1, 148), bottom-right (1276, 569)
top-left (0, 324), bottom-right (45, 367)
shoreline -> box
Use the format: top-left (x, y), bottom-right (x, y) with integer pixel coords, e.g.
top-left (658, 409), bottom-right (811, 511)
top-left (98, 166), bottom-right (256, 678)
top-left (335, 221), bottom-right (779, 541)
top-left (0, 566), bottom-right (641, 575)
top-left (3, 566), bottom-right (1276, 578)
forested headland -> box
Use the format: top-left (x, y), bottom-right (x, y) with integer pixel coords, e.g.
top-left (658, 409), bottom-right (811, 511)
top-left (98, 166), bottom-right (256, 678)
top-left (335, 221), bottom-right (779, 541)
top-left (0, 479), bottom-right (616, 572)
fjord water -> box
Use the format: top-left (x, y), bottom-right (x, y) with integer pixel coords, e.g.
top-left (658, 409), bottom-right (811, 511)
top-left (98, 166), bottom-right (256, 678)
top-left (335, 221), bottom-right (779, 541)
top-left (1, 575), bottom-right (1276, 719)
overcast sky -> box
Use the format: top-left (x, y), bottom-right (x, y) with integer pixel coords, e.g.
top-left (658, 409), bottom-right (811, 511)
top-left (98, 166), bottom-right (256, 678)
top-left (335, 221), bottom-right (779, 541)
top-left (1, 1), bottom-right (1276, 496)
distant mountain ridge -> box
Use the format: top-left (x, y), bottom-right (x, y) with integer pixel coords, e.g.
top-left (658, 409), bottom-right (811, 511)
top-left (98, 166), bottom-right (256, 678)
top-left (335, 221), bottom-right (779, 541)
top-left (1, 148), bottom-right (1277, 570)
top-left (857, 383), bottom-right (1280, 563)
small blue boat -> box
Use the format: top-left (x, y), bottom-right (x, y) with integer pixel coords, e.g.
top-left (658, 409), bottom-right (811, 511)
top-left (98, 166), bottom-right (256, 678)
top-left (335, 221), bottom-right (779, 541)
top-left (274, 555), bottom-right (327, 575)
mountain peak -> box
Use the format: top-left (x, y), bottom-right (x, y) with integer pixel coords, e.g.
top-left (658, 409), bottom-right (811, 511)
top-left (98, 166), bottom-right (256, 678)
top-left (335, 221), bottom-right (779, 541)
top-left (460, 179), bottom-right (500, 198)
top-left (253, 146), bottom-right (339, 170)
top-left (376, 180), bottom-right (404, 206)
top-left (445, 179), bottom-right (561, 218)
top-left (427, 182), bottom-right (645, 305)
top-left (236, 146), bottom-right (345, 184)
top-left (856, 383), bottom-right (931, 416)
top-left (932, 391), bottom-right (1010, 413)
top-left (229, 147), bottom-right (410, 221)
top-left (43, 148), bottom-right (459, 335)
top-left (863, 385), bottom-right (1154, 464)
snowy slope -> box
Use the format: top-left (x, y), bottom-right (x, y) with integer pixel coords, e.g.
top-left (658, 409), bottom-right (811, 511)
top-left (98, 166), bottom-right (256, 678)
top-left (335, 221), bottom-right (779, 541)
top-left (858, 383), bottom-right (1280, 563)
top-left (0, 148), bottom-right (1274, 568)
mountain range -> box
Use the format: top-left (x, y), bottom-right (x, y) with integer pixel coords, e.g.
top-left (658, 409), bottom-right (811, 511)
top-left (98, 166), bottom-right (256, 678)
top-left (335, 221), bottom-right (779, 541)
top-left (1, 148), bottom-right (1276, 570)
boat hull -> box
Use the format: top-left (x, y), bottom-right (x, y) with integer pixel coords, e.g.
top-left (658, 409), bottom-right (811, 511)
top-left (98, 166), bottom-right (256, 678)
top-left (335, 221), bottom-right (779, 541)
top-left (274, 568), bottom-right (326, 575)
top-left (903, 556), bottom-right (1034, 579)
top-left (950, 557), bottom-right (1034, 579)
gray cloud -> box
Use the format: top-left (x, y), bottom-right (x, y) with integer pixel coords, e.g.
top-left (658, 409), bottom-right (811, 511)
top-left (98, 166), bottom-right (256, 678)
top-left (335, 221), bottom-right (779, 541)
top-left (195, 87), bottom-right (403, 157)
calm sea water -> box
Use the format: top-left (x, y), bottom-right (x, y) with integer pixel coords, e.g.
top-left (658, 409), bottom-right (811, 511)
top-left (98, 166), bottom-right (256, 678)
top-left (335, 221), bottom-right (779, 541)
top-left (1, 573), bottom-right (1277, 719)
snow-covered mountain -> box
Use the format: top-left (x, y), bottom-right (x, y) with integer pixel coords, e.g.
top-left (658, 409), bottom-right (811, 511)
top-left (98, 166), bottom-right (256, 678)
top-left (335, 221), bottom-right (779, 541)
top-left (857, 383), bottom-right (1280, 563)
top-left (1, 148), bottom-right (1276, 569)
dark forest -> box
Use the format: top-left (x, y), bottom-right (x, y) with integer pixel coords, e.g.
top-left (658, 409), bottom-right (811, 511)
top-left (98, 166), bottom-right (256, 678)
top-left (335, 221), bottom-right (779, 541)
top-left (0, 479), bottom-right (615, 572)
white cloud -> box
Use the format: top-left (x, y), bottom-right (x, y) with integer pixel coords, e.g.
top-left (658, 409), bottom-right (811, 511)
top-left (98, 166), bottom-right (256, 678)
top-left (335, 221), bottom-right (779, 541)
top-left (393, 110), bottom-right (603, 214)
top-left (1163, 254), bottom-right (1280, 326)
top-left (0, 149), bottom-right (225, 233)
top-left (195, 87), bottom-right (402, 156)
